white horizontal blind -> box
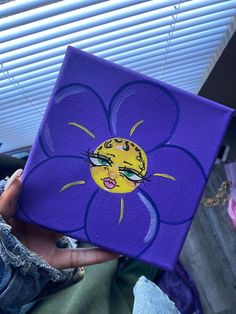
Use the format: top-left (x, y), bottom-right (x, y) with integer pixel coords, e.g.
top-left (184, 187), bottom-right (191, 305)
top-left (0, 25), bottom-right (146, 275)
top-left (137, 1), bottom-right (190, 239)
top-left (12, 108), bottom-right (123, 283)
top-left (0, 0), bottom-right (236, 153)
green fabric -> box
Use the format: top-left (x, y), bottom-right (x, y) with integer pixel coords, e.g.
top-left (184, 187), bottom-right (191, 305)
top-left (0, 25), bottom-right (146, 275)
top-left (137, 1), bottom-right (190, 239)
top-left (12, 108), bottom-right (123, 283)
top-left (30, 258), bottom-right (161, 314)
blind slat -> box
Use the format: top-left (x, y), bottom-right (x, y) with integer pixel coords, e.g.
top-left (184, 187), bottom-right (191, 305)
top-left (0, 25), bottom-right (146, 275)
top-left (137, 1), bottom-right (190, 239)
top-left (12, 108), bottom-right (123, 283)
top-left (1, 0), bottom-right (184, 42)
top-left (1, 0), bottom-right (53, 17)
top-left (2, 16), bottom-right (231, 71)
top-left (1, 0), bottom-right (236, 153)
top-left (144, 59), bottom-right (210, 76)
top-left (1, 96), bottom-right (50, 111)
top-left (1, 6), bottom-right (234, 63)
top-left (0, 81), bottom-right (55, 100)
top-left (1, 0), bottom-right (104, 30)
top-left (3, 25), bottom-right (225, 80)
top-left (134, 49), bottom-right (215, 72)
top-left (1, 46), bottom-right (216, 96)
top-left (0, 33), bottom-right (222, 88)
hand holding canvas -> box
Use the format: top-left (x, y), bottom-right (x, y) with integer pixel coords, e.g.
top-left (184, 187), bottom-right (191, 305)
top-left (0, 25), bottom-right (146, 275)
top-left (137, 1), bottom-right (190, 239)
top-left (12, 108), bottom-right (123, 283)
top-left (16, 47), bottom-right (234, 269)
top-left (0, 174), bottom-right (118, 270)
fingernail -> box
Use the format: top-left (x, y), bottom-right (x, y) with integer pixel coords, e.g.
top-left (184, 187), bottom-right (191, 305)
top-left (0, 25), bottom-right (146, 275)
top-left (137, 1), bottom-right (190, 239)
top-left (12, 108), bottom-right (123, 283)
top-left (72, 267), bottom-right (85, 282)
top-left (4, 169), bottom-right (23, 191)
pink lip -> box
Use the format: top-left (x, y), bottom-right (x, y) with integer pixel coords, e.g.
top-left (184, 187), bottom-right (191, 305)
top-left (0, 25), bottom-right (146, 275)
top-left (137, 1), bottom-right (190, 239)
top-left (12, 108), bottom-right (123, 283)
top-left (102, 177), bottom-right (117, 189)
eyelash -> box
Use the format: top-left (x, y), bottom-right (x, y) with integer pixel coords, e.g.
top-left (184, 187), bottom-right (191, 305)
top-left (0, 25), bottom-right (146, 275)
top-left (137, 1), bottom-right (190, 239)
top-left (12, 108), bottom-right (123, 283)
top-left (119, 167), bottom-right (145, 183)
top-left (86, 150), bottom-right (112, 166)
top-left (85, 150), bottom-right (150, 183)
top-left (119, 167), bottom-right (140, 175)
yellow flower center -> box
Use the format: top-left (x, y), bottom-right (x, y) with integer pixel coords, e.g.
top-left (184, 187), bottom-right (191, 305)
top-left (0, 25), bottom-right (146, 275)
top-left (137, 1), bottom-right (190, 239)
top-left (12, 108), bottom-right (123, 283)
top-left (89, 138), bottom-right (148, 194)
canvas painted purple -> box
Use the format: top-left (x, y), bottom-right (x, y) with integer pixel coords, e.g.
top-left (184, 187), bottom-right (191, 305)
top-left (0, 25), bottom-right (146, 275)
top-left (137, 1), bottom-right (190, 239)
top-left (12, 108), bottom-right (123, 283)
top-left (16, 46), bottom-right (233, 270)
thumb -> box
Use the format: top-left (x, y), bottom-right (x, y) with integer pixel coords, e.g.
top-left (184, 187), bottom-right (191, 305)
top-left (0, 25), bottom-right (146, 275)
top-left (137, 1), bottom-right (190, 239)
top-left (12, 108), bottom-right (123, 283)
top-left (0, 175), bottom-right (22, 219)
top-left (51, 247), bottom-right (119, 269)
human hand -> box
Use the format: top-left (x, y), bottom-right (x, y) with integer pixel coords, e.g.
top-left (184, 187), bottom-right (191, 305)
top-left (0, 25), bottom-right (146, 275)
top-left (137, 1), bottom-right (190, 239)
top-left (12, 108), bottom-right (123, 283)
top-left (0, 170), bottom-right (118, 270)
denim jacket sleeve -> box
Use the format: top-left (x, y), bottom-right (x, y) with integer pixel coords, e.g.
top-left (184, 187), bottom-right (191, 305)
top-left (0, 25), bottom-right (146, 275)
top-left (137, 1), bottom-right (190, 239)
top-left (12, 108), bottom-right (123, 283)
top-left (0, 181), bottom-right (84, 314)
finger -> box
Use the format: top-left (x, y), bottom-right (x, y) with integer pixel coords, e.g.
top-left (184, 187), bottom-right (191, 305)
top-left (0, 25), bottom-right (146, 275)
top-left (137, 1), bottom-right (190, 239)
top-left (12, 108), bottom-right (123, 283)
top-left (10, 219), bottom-right (63, 249)
top-left (4, 169), bottom-right (23, 191)
top-left (0, 178), bottom-right (21, 219)
top-left (51, 247), bottom-right (119, 269)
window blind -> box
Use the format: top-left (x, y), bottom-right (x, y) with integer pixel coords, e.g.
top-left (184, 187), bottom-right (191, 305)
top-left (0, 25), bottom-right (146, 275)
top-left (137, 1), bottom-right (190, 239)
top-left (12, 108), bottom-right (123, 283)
top-left (0, 0), bottom-right (236, 153)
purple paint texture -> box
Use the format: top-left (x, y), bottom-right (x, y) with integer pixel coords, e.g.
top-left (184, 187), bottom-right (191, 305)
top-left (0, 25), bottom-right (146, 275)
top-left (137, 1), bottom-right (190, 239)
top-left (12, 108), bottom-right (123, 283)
top-left (17, 46), bottom-right (234, 269)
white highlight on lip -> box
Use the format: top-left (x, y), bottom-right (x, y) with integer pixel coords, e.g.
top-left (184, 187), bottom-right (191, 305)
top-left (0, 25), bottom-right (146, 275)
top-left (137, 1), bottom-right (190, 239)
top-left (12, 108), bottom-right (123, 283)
top-left (137, 192), bottom-right (157, 243)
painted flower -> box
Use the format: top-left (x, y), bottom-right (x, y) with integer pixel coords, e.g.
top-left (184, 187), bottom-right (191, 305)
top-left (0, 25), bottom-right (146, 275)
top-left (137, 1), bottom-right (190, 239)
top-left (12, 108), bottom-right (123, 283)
top-left (21, 81), bottom-right (206, 265)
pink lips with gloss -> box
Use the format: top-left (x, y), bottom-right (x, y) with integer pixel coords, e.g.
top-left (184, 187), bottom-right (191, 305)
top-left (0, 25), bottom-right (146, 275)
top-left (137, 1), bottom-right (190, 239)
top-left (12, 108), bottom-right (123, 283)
top-left (103, 177), bottom-right (117, 189)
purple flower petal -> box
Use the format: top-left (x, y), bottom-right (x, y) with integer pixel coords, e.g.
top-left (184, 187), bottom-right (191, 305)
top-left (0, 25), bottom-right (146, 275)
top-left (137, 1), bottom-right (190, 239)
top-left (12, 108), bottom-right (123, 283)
top-left (84, 189), bottom-right (160, 257)
top-left (19, 157), bottom-right (94, 233)
top-left (22, 136), bottom-right (49, 174)
top-left (144, 145), bottom-right (206, 224)
top-left (140, 222), bottom-right (192, 270)
top-left (40, 84), bottom-right (109, 157)
top-left (108, 81), bottom-right (179, 152)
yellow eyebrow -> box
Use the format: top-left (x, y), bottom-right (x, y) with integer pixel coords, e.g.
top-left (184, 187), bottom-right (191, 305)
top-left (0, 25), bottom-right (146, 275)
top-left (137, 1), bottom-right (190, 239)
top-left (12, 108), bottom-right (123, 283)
top-left (60, 180), bottom-right (85, 192)
top-left (130, 120), bottom-right (144, 136)
top-left (119, 198), bottom-right (124, 224)
top-left (153, 173), bottom-right (176, 181)
top-left (68, 122), bottom-right (95, 139)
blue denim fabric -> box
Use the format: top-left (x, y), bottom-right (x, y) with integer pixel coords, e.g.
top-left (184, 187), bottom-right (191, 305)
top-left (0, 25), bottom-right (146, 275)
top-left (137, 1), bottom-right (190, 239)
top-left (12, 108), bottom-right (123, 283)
top-left (0, 179), bottom-right (6, 194)
top-left (133, 276), bottom-right (180, 314)
top-left (0, 215), bottom-right (84, 314)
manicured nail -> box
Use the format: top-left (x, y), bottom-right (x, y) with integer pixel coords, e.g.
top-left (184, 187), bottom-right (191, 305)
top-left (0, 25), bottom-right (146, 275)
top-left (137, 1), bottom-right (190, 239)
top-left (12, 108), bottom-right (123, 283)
top-left (4, 169), bottom-right (23, 191)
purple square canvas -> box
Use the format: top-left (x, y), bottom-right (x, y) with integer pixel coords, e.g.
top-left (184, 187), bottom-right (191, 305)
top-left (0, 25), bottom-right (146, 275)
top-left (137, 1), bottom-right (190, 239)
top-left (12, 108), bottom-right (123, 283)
top-left (16, 46), bottom-right (234, 270)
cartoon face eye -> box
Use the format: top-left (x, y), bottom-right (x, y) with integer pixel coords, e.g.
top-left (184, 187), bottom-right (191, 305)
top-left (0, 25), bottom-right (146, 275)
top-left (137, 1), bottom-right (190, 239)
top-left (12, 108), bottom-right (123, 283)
top-left (119, 168), bottom-right (144, 183)
top-left (89, 155), bottom-right (111, 167)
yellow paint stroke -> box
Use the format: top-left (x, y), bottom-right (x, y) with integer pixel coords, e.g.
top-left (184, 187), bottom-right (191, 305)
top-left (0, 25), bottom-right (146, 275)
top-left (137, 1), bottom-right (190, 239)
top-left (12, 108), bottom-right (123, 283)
top-left (68, 122), bottom-right (96, 139)
top-left (60, 180), bottom-right (85, 192)
top-left (153, 173), bottom-right (176, 181)
top-left (119, 198), bottom-right (124, 224)
top-left (130, 120), bottom-right (144, 136)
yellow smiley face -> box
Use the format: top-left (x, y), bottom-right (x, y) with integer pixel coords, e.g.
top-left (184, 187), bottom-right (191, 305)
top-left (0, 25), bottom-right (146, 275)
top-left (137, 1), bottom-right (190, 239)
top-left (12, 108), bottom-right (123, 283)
top-left (89, 138), bottom-right (148, 194)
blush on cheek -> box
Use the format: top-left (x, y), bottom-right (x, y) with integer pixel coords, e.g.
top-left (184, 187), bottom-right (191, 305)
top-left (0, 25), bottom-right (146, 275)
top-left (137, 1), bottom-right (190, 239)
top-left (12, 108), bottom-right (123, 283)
top-left (91, 167), bottom-right (102, 179)
top-left (96, 167), bottom-right (104, 174)
top-left (127, 180), bottom-right (136, 188)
